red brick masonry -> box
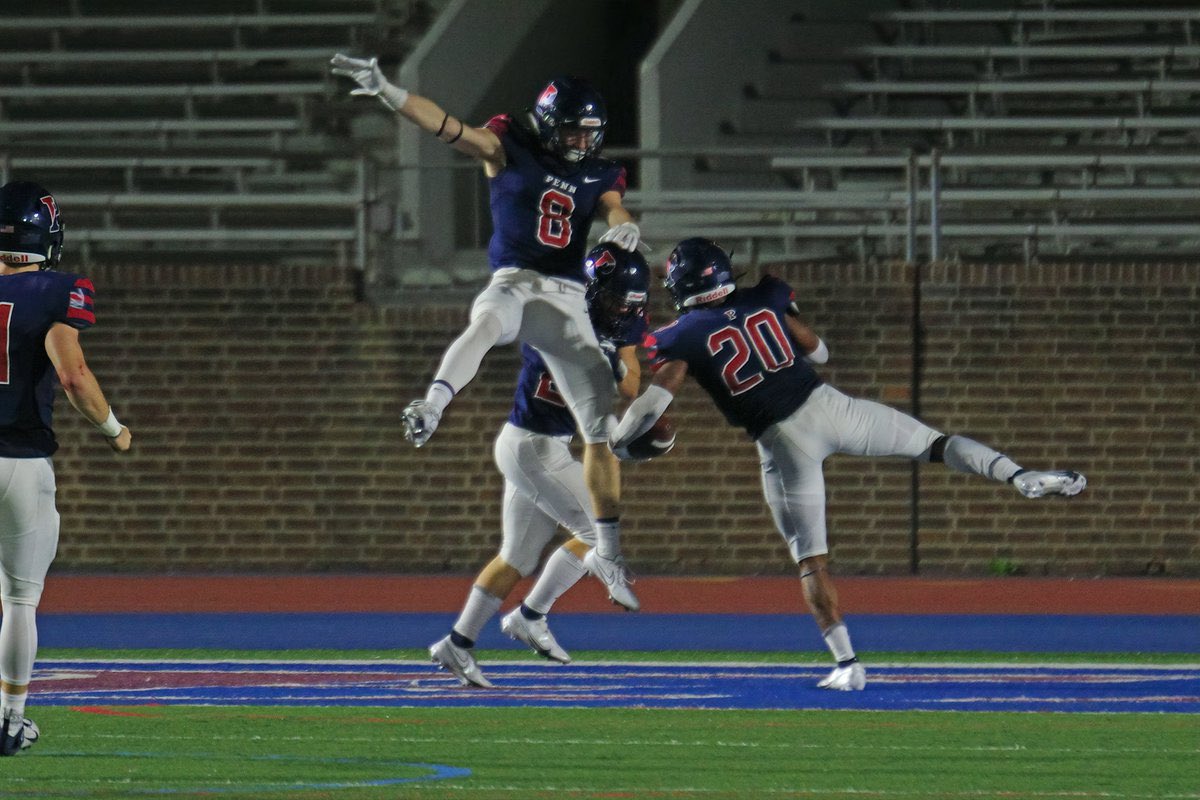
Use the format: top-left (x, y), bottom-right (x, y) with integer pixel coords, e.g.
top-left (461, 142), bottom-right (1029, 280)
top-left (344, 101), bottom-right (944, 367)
top-left (41, 576), bottom-right (1200, 615)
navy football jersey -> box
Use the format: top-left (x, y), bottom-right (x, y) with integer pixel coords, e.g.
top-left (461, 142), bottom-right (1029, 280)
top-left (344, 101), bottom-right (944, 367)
top-left (508, 345), bottom-right (576, 438)
top-left (484, 114), bottom-right (627, 283)
top-left (648, 276), bottom-right (822, 439)
top-left (0, 270), bottom-right (96, 457)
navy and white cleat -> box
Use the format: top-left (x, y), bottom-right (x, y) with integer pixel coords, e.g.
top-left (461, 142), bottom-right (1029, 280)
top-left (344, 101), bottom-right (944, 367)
top-left (501, 607), bottom-right (572, 664)
top-left (817, 662), bottom-right (866, 691)
top-left (0, 716), bottom-right (38, 756)
top-left (429, 635), bottom-right (494, 688)
top-left (583, 550), bottom-right (640, 612)
top-left (1012, 470), bottom-right (1086, 499)
top-left (401, 400), bottom-right (441, 448)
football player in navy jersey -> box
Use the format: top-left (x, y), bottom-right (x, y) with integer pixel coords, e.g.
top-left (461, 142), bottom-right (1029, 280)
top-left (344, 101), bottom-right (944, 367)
top-left (612, 238), bottom-right (1086, 691)
top-left (0, 181), bottom-right (132, 754)
top-left (428, 244), bottom-right (648, 687)
top-left (332, 55), bottom-right (641, 606)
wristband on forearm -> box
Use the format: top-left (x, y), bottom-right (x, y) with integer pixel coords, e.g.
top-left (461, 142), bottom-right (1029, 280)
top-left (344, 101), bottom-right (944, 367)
top-left (378, 84), bottom-right (409, 112)
top-left (805, 338), bottom-right (829, 365)
top-left (96, 408), bottom-right (123, 437)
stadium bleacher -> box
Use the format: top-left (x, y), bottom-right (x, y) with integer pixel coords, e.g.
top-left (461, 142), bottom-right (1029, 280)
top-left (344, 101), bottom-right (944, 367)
top-left (650, 0), bottom-right (1200, 264)
top-left (0, 0), bottom-right (433, 268)
top-left (3, 1), bottom-right (1199, 272)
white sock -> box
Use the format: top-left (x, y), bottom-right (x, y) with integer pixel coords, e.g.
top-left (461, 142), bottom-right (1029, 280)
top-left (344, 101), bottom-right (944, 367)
top-left (822, 622), bottom-right (856, 663)
top-left (943, 435), bottom-right (1022, 482)
top-left (423, 381), bottom-right (455, 415)
top-left (0, 603), bottom-right (36, 687)
top-left (524, 546), bottom-right (588, 615)
top-left (452, 586), bottom-right (503, 643)
top-left (594, 518), bottom-right (621, 560)
top-left (1, 602), bottom-right (36, 722)
top-left (430, 314), bottom-right (503, 409)
top-left (1, 688), bottom-right (26, 724)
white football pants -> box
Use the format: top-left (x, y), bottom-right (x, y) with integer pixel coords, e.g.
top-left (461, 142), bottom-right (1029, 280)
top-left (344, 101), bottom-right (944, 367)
top-left (471, 268), bottom-right (616, 443)
top-left (757, 384), bottom-right (942, 562)
top-left (493, 423), bottom-right (596, 576)
top-left (0, 457), bottom-right (59, 688)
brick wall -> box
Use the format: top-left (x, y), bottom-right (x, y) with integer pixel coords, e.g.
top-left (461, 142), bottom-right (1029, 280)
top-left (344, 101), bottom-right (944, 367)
top-left (50, 261), bottom-right (1198, 576)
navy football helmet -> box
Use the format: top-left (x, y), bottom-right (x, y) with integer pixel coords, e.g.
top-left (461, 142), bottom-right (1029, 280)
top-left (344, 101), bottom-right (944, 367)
top-left (584, 243), bottom-right (649, 341)
top-left (531, 76), bottom-right (607, 164)
top-left (664, 237), bottom-right (735, 310)
top-left (0, 181), bottom-right (64, 269)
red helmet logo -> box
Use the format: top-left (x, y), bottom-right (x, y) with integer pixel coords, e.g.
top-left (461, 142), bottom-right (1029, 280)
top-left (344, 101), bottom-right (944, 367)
top-left (536, 82), bottom-right (558, 109)
top-left (39, 195), bottom-right (60, 233)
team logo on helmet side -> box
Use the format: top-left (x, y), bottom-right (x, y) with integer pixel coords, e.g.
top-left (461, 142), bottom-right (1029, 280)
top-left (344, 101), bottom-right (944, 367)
top-left (40, 195), bottom-right (61, 233)
top-left (537, 82), bottom-right (559, 110)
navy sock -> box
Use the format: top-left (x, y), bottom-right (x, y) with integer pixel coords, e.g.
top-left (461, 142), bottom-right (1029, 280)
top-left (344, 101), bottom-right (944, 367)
top-left (450, 630), bottom-right (474, 649)
top-left (519, 603), bottom-right (543, 621)
top-left (837, 656), bottom-right (859, 668)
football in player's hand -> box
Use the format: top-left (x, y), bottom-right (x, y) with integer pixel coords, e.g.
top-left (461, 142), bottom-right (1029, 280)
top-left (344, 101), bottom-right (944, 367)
top-left (624, 415), bottom-right (676, 461)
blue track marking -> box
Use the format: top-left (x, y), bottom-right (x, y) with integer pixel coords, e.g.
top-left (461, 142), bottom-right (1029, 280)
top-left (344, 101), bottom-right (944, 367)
top-left (39, 612), bottom-right (1200, 652)
top-left (32, 659), bottom-right (1200, 713)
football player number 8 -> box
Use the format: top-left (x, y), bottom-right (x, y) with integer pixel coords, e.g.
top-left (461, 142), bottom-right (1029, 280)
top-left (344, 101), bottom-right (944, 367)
top-left (707, 310), bottom-right (796, 395)
top-left (536, 189), bottom-right (574, 248)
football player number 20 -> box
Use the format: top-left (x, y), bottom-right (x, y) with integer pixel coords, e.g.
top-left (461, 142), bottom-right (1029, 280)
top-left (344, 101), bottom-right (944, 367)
top-left (707, 310), bottom-right (795, 395)
top-left (536, 189), bottom-right (574, 248)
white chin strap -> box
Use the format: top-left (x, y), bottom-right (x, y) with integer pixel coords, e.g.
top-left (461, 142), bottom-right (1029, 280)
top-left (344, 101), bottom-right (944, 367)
top-left (0, 250), bottom-right (45, 265)
top-left (682, 284), bottom-right (734, 307)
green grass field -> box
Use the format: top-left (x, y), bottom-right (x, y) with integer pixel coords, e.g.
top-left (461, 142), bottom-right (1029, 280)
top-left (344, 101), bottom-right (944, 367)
top-left (7, 649), bottom-right (1196, 800)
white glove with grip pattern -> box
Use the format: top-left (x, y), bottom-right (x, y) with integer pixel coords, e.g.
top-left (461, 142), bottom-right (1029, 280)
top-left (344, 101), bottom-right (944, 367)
top-left (330, 53), bottom-right (409, 111)
top-left (598, 221), bottom-right (641, 252)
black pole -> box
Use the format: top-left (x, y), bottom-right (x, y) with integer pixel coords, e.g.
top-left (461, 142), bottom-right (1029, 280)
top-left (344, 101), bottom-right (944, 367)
top-left (909, 254), bottom-right (923, 575)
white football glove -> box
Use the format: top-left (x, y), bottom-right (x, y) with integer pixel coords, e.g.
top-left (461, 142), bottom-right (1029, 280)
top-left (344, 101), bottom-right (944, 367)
top-left (598, 221), bottom-right (641, 252)
top-left (330, 53), bottom-right (409, 111)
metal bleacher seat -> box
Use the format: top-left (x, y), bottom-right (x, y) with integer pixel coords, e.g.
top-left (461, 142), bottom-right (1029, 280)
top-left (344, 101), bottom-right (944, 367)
top-left (851, 44), bottom-right (1200, 81)
top-left (828, 79), bottom-right (1200, 118)
top-left (874, 8), bottom-right (1200, 47)
top-left (794, 115), bottom-right (1200, 149)
top-left (681, 1), bottom-right (1200, 263)
top-left (0, 1), bottom-right (432, 268)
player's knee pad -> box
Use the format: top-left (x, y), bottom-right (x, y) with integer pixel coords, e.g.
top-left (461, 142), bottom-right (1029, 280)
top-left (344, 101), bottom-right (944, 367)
top-left (578, 412), bottom-right (614, 445)
top-left (468, 298), bottom-right (519, 346)
top-left (497, 542), bottom-right (540, 578)
top-left (1, 582), bottom-right (43, 608)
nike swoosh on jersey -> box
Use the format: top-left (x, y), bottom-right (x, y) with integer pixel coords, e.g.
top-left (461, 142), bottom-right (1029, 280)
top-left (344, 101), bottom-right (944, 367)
top-left (583, 177), bottom-right (602, 183)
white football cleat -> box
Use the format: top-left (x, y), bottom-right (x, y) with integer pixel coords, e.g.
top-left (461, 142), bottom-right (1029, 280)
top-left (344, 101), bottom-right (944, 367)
top-left (429, 636), bottom-right (493, 688)
top-left (1012, 470), bottom-right (1086, 499)
top-left (501, 608), bottom-right (572, 664)
top-left (0, 716), bottom-right (38, 756)
top-left (817, 662), bottom-right (867, 691)
top-left (582, 550), bottom-right (640, 612)
top-left (402, 400), bottom-right (441, 448)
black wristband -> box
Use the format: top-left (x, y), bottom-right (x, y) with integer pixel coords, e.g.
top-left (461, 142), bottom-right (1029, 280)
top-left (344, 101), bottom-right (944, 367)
top-left (435, 112), bottom-right (449, 137)
top-left (446, 119), bottom-right (465, 144)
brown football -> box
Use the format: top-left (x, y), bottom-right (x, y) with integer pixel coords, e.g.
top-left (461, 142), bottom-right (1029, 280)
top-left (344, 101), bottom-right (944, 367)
top-left (625, 414), bottom-right (677, 461)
